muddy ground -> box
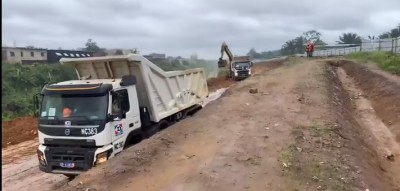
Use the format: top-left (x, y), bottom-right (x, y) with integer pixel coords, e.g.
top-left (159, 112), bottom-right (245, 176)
top-left (2, 117), bottom-right (38, 148)
top-left (1, 60), bottom-right (282, 191)
top-left (2, 58), bottom-right (400, 191)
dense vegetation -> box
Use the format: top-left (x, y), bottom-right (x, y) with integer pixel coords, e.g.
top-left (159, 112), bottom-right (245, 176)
top-left (347, 52), bottom-right (400, 75)
top-left (379, 24), bottom-right (400, 39)
top-left (2, 63), bottom-right (76, 120)
top-left (337, 33), bottom-right (362, 44)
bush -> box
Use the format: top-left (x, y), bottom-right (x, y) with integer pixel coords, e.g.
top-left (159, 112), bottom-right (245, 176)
top-left (2, 63), bottom-right (76, 120)
top-left (346, 52), bottom-right (400, 75)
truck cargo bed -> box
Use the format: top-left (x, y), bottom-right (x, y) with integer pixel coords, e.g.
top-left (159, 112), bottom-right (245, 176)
top-left (60, 54), bottom-right (209, 122)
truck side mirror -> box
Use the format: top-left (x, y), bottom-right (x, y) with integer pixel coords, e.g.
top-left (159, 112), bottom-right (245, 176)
top-left (107, 114), bottom-right (114, 122)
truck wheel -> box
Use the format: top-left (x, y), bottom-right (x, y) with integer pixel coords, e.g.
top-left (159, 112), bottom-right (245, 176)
top-left (64, 174), bottom-right (76, 180)
top-left (158, 120), bottom-right (169, 130)
top-left (141, 124), bottom-right (159, 139)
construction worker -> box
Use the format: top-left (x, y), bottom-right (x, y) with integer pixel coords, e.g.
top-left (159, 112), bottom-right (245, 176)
top-left (309, 42), bottom-right (315, 57)
top-left (305, 41), bottom-right (314, 57)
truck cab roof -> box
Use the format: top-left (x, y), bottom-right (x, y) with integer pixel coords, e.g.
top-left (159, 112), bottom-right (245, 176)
top-left (42, 79), bottom-right (126, 95)
top-left (55, 79), bottom-right (122, 89)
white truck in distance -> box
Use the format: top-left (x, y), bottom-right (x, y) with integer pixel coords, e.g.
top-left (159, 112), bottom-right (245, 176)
top-left (35, 54), bottom-right (208, 176)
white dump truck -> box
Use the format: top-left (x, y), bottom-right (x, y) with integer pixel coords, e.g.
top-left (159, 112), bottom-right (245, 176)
top-left (34, 54), bottom-right (208, 176)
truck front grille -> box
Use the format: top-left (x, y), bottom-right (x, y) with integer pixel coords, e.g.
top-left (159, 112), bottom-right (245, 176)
top-left (238, 71), bottom-right (249, 76)
top-left (51, 153), bottom-right (85, 162)
top-left (43, 146), bottom-right (96, 173)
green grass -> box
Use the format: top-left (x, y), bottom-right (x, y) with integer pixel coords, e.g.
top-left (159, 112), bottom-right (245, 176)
top-left (309, 124), bottom-right (332, 139)
top-left (346, 51), bottom-right (400, 75)
top-left (281, 144), bottom-right (298, 173)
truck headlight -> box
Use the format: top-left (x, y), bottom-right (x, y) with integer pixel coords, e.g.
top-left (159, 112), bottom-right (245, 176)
top-left (234, 71), bottom-right (238, 76)
top-left (95, 151), bottom-right (108, 165)
top-left (37, 150), bottom-right (47, 166)
top-left (249, 69), bottom-right (252, 75)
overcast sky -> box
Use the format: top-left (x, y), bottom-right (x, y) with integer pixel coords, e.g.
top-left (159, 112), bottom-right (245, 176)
top-left (2, 0), bottom-right (400, 59)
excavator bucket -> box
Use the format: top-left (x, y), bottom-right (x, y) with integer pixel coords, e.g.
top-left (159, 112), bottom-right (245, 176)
top-left (218, 58), bottom-right (227, 68)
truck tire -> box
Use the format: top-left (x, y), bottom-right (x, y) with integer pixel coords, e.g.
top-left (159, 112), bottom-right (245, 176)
top-left (64, 174), bottom-right (76, 180)
top-left (142, 119), bottom-right (167, 139)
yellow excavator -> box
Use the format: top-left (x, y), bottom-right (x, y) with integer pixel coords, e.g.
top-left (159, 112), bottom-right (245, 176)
top-left (218, 42), bottom-right (252, 80)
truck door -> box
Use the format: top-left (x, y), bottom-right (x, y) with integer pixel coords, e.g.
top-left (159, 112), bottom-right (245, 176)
top-left (109, 87), bottom-right (140, 153)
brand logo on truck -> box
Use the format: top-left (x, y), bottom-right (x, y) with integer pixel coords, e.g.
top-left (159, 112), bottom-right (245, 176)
top-left (114, 124), bottom-right (123, 136)
top-left (65, 129), bottom-right (71, 136)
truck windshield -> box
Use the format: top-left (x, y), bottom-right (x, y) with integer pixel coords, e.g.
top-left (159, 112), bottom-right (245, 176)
top-left (235, 62), bottom-right (250, 67)
top-left (40, 94), bottom-right (108, 120)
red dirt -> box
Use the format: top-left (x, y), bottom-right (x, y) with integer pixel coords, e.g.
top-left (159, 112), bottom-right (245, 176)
top-left (4, 58), bottom-right (400, 191)
top-left (2, 117), bottom-right (38, 148)
top-left (207, 60), bottom-right (284, 92)
top-left (207, 76), bottom-right (235, 91)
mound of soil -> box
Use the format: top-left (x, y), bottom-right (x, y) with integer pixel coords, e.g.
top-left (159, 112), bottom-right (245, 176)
top-left (207, 60), bottom-right (284, 92)
top-left (2, 117), bottom-right (38, 148)
top-left (207, 76), bottom-right (234, 91)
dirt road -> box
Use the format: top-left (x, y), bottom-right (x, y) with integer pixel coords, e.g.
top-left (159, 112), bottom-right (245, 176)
top-left (2, 139), bottom-right (68, 191)
top-left (3, 58), bottom-right (400, 191)
top-left (0, 61), bottom-right (282, 191)
top-left (60, 58), bottom-right (399, 191)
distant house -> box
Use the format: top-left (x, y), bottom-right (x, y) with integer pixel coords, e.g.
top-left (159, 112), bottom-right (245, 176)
top-left (2, 47), bottom-right (47, 64)
top-left (47, 49), bottom-right (93, 63)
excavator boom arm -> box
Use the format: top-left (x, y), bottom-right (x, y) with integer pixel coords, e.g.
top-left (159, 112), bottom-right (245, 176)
top-left (218, 42), bottom-right (233, 68)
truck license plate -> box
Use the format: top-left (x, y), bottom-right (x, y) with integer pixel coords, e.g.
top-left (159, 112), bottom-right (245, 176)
top-left (60, 162), bottom-right (75, 168)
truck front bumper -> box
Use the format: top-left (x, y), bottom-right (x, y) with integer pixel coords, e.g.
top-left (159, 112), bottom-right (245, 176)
top-left (38, 146), bottom-right (96, 175)
top-left (234, 70), bottom-right (250, 79)
top-left (38, 143), bottom-right (114, 175)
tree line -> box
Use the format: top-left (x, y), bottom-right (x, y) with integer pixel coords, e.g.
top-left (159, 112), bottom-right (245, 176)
top-left (247, 23), bottom-right (400, 58)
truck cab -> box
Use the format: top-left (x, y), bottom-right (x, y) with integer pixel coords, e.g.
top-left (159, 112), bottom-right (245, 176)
top-left (37, 77), bottom-right (145, 175)
top-left (232, 60), bottom-right (252, 80)
top-left (35, 54), bottom-right (208, 176)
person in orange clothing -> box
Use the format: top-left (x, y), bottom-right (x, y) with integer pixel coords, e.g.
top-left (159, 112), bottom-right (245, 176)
top-left (305, 41), bottom-right (315, 57)
top-left (305, 43), bottom-right (311, 57)
top-left (63, 107), bottom-right (72, 118)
